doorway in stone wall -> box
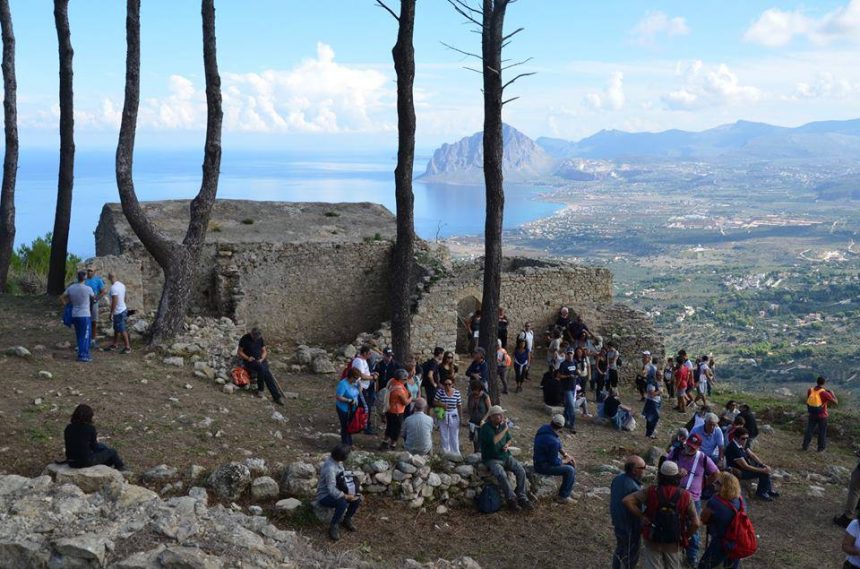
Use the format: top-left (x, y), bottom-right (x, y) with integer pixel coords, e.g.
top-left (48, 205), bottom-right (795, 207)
top-left (456, 295), bottom-right (481, 354)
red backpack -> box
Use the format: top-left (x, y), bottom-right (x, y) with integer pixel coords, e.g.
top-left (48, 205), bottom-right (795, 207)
top-left (717, 496), bottom-right (758, 560)
top-left (340, 359), bottom-right (354, 379)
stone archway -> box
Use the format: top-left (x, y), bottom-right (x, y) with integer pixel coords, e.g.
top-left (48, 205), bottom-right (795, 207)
top-left (456, 295), bottom-right (481, 354)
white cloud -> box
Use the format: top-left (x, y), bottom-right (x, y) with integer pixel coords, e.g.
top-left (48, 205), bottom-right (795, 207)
top-left (583, 71), bottom-right (625, 111)
top-left (663, 61), bottom-right (763, 110)
top-left (632, 11), bottom-right (690, 46)
top-left (794, 72), bottom-right (859, 99)
top-left (744, 0), bottom-right (860, 47)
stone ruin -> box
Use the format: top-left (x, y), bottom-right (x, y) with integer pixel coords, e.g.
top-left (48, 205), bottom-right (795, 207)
top-left (88, 199), bottom-right (663, 381)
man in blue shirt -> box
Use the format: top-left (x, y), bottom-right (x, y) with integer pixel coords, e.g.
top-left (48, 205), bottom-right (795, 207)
top-left (84, 267), bottom-right (106, 347)
top-left (465, 348), bottom-right (489, 392)
top-left (690, 413), bottom-right (725, 464)
top-left (610, 455), bottom-right (646, 569)
top-left (533, 414), bottom-right (576, 504)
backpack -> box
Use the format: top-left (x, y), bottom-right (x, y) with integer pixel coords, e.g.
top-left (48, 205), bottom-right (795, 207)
top-left (346, 395), bottom-right (368, 434)
top-left (335, 471), bottom-right (360, 496)
top-left (231, 367), bottom-right (251, 387)
top-left (646, 486), bottom-right (684, 544)
top-left (476, 484), bottom-right (503, 514)
top-left (717, 496), bottom-right (758, 560)
top-left (806, 388), bottom-right (824, 414)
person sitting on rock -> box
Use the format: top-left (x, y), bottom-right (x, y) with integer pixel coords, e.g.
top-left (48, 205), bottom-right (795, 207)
top-left (315, 444), bottom-right (362, 542)
top-left (725, 427), bottom-right (780, 502)
top-left (237, 327), bottom-right (285, 406)
top-left (604, 388), bottom-right (633, 430)
top-left (64, 404), bottom-right (125, 470)
top-left (533, 414), bottom-right (576, 504)
top-left (403, 398), bottom-right (434, 456)
top-left (479, 405), bottom-right (533, 512)
top-left (690, 413), bottom-right (725, 465)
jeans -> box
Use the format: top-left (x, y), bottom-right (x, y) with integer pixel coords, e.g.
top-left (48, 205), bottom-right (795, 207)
top-left (317, 494), bottom-right (361, 527)
top-left (802, 414), bottom-right (828, 451)
top-left (686, 500), bottom-right (702, 565)
top-left (86, 442), bottom-right (124, 470)
top-left (613, 527), bottom-right (641, 569)
top-left (245, 360), bottom-right (281, 400)
top-left (564, 389), bottom-right (577, 429)
top-left (72, 316), bottom-right (92, 362)
top-left (609, 368), bottom-right (619, 388)
top-left (644, 400), bottom-right (661, 437)
top-left (337, 407), bottom-right (352, 446)
top-left (738, 468), bottom-right (772, 496)
top-left (362, 387), bottom-right (376, 433)
top-left (534, 463), bottom-right (575, 498)
top-left (697, 538), bottom-right (739, 569)
top-left (486, 456), bottom-right (527, 501)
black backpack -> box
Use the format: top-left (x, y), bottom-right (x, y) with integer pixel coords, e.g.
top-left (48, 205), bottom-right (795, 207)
top-left (476, 484), bottom-right (503, 514)
top-left (336, 471), bottom-right (360, 496)
top-left (649, 487), bottom-right (682, 544)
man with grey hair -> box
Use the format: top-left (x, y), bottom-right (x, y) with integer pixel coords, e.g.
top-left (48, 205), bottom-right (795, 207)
top-left (403, 397), bottom-right (433, 455)
top-left (62, 270), bottom-right (95, 362)
top-left (238, 327), bottom-right (285, 406)
top-left (690, 412), bottom-right (725, 464)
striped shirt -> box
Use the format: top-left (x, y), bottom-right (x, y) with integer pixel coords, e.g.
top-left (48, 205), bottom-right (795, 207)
top-left (434, 388), bottom-right (462, 412)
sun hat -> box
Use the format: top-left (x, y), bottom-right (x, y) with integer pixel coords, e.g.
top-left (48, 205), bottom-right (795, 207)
top-left (487, 405), bottom-right (506, 417)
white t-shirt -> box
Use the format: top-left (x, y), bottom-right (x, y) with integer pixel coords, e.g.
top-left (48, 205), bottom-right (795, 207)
top-left (518, 329), bottom-right (534, 351)
top-left (109, 281), bottom-right (128, 315)
top-left (698, 363), bottom-right (711, 383)
top-left (66, 283), bottom-right (94, 318)
top-left (846, 520), bottom-right (860, 567)
top-left (351, 356), bottom-right (371, 390)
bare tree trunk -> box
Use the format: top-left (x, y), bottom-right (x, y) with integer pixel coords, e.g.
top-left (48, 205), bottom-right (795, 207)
top-left (47, 0), bottom-right (75, 295)
top-left (476, 0), bottom-right (509, 405)
top-left (379, 0), bottom-right (417, 362)
top-left (116, 0), bottom-right (222, 345)
top-left (0, 0), bottom-right (17, 293)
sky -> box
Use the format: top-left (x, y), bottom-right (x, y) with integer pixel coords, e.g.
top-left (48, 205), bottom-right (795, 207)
top-left (9, 0), bottom-right (860, 151)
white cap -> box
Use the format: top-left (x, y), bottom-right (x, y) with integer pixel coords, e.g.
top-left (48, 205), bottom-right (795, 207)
top-left (660, 461), bottom-right (679, 476)
top-left (642, 350), bottom-right (651, 356)
top-left (551, 414), bottom-right (565, 427)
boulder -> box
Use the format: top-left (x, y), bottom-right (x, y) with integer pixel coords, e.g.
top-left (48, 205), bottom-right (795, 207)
top-left (46, 464), bottom-right (124, 495)
top-left (397, 461), bottom-right (418, 474)
top-left (275, 498), bottom-right (303, 512)
top-left (243, 458), bottom-right (268, 476)
top-left (285, 462), bottom-right (317, 480)
top-left (53, 535), bottom-right (110, 566)
top-left (142, 464), bottom-right (179, 483)
top-left (159, 546), bottom-right (224, 569)
top-left (163, 357), bottom-right (185, 367)
top-left (643, 446), bottom-right (663, 466)
top-left (117, 484), bottom-right (159, 508)
top-left (208, 463), bottom-right (251, 501)
top-left (251, 477), bottom-right (280, 500)
top-left (311, 355), bottom-right (335, 374)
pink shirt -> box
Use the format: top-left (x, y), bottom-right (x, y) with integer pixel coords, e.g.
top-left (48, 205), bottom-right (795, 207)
top-left (673, 450), bottom-right (718, 501)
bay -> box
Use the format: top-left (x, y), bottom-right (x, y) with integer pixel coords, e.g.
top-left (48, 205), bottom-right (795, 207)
top-left (14, 149), bottom-right (563, 257)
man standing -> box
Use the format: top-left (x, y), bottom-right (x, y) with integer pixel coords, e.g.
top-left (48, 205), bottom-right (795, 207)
top-left (497, 307), bottom-right (509, 349)
top-left (103, 273), bottom-right (131, 354)
top-left (352, 346), bottom-right (379, 435)
top-left (62, 270), bottom-right (94, 362)
top-left (668, 433), bottom-right (719, 568)
top-left (607, 342), bottom-right (621, 389)
top-left (84, 267), bottom-right (106, 347)
top-left (623, 461), bottom-right (700, 569)
top-left (610, 455), bottom-right (646, 569)
top-left (533, 414), bottom-right (576, 504)
top-left (465, 348), bottom-right (489, 393)
top-left (803, 376), bottom-right (838, 452)
top-left (834, 459), bottom-right (860, 528)
top-left (517, 321), bottom-right (535, 366)
top-left (480, 405), bottom-right (532, 511)
top-left (237, 327), bottom-right (285, 406)
top-left (421, 347), bottom-right (444, 408)
top-left (690, 413), bottom-right (725, 465)
top-left (558, 348), bottom-right (578, 433)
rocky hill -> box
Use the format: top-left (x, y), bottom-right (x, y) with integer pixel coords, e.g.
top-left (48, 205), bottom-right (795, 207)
top-left (420, 124), bottom-right (554, 183)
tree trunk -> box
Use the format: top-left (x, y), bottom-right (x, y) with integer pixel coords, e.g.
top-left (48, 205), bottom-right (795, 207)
top-left (0, 0), bottom-right (17, 293)
top-left (47, 0), bottom-right (75, 295)
top-left (477, 0), bottom-right (509, 405)
top-left (116, 0), bottom-right (222, 346)
top-left (388, 0), bottom-right (417, 362)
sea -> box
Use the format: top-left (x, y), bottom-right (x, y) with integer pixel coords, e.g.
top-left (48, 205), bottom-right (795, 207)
top-left (13, 148), bottom-right (564, 257)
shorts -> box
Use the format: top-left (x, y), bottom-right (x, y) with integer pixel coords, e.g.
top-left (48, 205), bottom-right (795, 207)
top-left (112, 310), bottom-right (128, 333)
top-left (698, 381), bottom-right (708, 395)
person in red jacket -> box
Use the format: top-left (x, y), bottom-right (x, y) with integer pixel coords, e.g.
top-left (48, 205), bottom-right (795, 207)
top-left (802, 375), bottom-right (838, 452)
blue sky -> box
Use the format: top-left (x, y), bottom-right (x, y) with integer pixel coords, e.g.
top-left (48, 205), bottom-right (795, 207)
top-left (9, 0), bottom-right (860, 151)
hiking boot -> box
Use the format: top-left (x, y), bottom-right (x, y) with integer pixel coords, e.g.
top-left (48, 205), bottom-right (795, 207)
top-left (507, 499), bottom-right (522, 512)
top-left (275, 397), bottom-right (285, 406)
top-left (834, 514), bottom-right (853, 528)
top-left (555, 496), bottom-right (574, 505)
top-left (755, 493), bottom-right (773, 502)
top-left (328, 525), bottom-right (340, 541)
top-left (518, 497), bottom-right (534, 510)
top-left (342, 518), bottom-right (357, 532)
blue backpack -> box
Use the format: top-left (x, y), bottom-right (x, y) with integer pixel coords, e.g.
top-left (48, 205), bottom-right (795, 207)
top-left (476, 484), bottom-right (503, 514)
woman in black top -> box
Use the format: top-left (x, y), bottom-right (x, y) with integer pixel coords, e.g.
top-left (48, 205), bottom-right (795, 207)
top-left (64, 404), bottom-right (125, 470)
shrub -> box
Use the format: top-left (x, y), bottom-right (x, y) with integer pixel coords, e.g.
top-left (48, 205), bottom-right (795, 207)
top-left (241, 218), bottom-right (254, 225)
top-left (5, 233), bottom-right (81, 294)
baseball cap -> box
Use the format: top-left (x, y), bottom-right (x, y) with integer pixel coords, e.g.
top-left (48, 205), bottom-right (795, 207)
top-left (565, 347), bottom-right (575, 354)
top-left (551, 414), bottom-right (565, 428)
top-left (685, 433), bottom-right (702, 449)
top-left (382, 347), bottom-right (393, 356)
top-left (487, 405), bottom-right (506, 417)
top-left (660, 461), bottom-right (680, 476)
top-left (642, 350), bottom-right (651, 356)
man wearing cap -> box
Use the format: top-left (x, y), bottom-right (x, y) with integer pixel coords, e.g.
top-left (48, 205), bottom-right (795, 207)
top-left (465, 348), bottom-right (489, 393)
top-left (611, 455), bottom-right (647, 569)
top-left (238, 327), bottom-right (285, 406)
top-left (84, 267), bottom-right (106, 347)
top-left (533, 414), bottom-right (577, 504)
top-left (480, 406), bottom-right (532, 511)
top-left (690, 413), bottom-right (725, 465)
top-left (381, 368), bottom-right (411, 451)
top-left (624, 460), bottom-right (700, 569)
top-left (667, 433), bottom-right (718, 567)
top-left (61, 270), bottom-right (95, 362)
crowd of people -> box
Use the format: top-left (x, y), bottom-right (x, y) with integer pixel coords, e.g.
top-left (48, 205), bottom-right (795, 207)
top-left (61, 267), bottom-right (131, 362)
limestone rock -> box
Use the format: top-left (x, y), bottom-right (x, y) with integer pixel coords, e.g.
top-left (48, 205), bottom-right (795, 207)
top-left (397, 461), bottom-right (418, 475)
top-left (53, 535), bottom-right (110, 565)
top-left (46, 464), bottom-right (124, 495)
top-left (251, 476), bottom-right (280, 500)
top-left (158, 546), bottom-right (224, 569)
top-left (222, 384), bottom-right (236, 394)
top-left (248, 505), bottom-right (264, 516)
top-left (6, 346), bottom-right (31, 358)
top-left (208, 463), bottom-right (251, 501)
top-left (243, 458), bottom-right (268, 476)
top-left (163, 356), bottom-right (185, 367)
top-left (644, 446), bottom-right (663, 466)
top-left (285, 462), bottom-right (316, 480)
top-left (275, 498), bottom-right (302, 512)
top-left (311, 355), bottom-right (335, 374)
top-left (142, 464), bottom-right (179, 483)
top-left (760, 424), bottom-right (775, 435)
top-left (117, 484), bottom-right (159, 508)
top-left (38, 370), bottom-right (53, 379)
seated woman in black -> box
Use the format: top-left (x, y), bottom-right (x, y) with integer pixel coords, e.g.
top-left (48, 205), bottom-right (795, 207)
top-left (64, 404), bottom-right (125, 470)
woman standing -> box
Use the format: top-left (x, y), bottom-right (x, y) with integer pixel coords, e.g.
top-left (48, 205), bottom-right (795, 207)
top-left (698, 472), bottom-right (747, 569)
top-left (64, 404), bottom-right (125, 470)
top-left (595, 348), bottom-right (608, 394)
top-left (574, 347), bottom-right (590, 392)
top-left (466, 380), bottom-right (492, 453)
top-left (513, 338), bottom-right (529, 393)
top-left (403, 359), bottom-right (422, 418)
top-left (335, 368), bottom-right (362, 445)
top-left (642, 383), bottom-right (662, 439)
top-left (434, 378), bottom-right (463, 456)
top-left (439, 351), bottom-right (459, 385)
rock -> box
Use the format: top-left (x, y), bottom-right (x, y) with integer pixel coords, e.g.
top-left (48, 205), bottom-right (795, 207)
top-left (114, 546), bottom-right (165, 569)
top-left (807, 484), bottom-right (826, 498)
top-left (187, 465), bottom-right (206, 480)
top-left (465, 453), bottom-right (482, 465)
top-left (312, 501), bottom-right (335, 523)
top-left (271, 411), bottom-right (286, 423)
top-left (369, 459), bottom-right (391, 474)
top-left (411, 455), bottom-right (428, 467)
top-left (38, 370), bottom-right (53, 379)
top-left (117, 484), bottom-right (159, 508)
top-left (55, 340), bottom-right (72, 349)
top-left (131, 320), bottom-right (149, 334)
top-left (544, 405), bottom-right (564, 416)
top-left (427, 473), bottom-right (442, 487)
top-left (644, 446), bottom-right (664, 466)
top-left (454, 465), bottom-right (474, 478)
top-left (774, 387), bottom-right (794, 397)
top-left (33, 398), bottom-right (43, 406)
top-left (825, 465), bottom-right (851, 483)
top-left (286, 462), bottom-right (317, 480)
top-left (374, 470), bottom-right (393, 484)
top-left (275, 498), bottom-right (303, 512)
top-left (158, 546), bottom-right (224, 569)
top-left (585, 487), bottom-right (612, 498)
top-left (188, 486), bottom-right (208, 506)
top-left (222, 384), bottom-right (237, 394)
top-left (436, 505), bottom-right (448, 514)
top-left (142, 464), bottom-right (179, 482)
top-left (409, 497), bottom-right (424, 508)
top-left (248, 505), bottom-right (264, 515)
top-left (163, 356), bottom-right (185, 367)
top-left (311, 355), bottom-right (335, 374)
top-left (397, 461), bottom-right (418, 474)
top-left (243, 458), bottom-right (268, 476)
top-left (760, 424), bottom-right (775, 435)
top-left (282, 391), bottom-right (300, 399)
top-left (6, 346), bottom-right (31, 358)
top-left (208, 463), bottom-right (251, 501)
top-left (251, 476), bottom-right (280, 500)
top-left (193, 362), bottom-right (216, 379)
top-left (54, 535), bottom-right (109, 565)
top-left (339, 344), bottom-right (357, 359)
top-left (595, 464), bottom-right (623, 475)
top-left (46, 463), bottom-right (124, 495)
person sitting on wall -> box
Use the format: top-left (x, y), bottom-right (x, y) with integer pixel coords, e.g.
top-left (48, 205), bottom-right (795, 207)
top-left (315, 444), bottom-right (362, 542)
top-left (64, 404), bottom-right (125, 470)
top-left (237, 327), bottom-right (285, 406)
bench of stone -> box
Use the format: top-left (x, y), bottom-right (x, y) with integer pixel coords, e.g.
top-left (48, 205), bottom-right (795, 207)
top-left (43, 464), bottom-right (125, 495)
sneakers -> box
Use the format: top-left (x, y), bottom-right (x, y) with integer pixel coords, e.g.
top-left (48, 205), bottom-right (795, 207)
top-left (102, 345), bottom-right (117, 352)
top-left (328, 525), bottom-right (340, 541)
top-left (755, 493), bottom-right (773, 502)
top-left (518, 497), bottom-right (534, 510)
top-left (120, 347), bottom-right (131, 354)
top-left (555, 496), bottom-right (574, 505)
top-left (834, 514), bottom-right (853, 528)
top-left (274, 397), bottom-right (285, 406)
top-left (341, 518), bottom-right (357, 532)
top-left (767, 490), bottom-right (780, 498)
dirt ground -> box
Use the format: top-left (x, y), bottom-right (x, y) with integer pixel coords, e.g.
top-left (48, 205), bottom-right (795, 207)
top-left (0, 294), bottom-right (856, 568)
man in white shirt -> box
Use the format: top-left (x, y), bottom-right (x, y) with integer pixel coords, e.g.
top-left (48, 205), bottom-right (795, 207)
top-left (62, 270), bottom-right (95, 362)
top-left (517, 321), bottom-right (535, 365)
top-left (352, 346), bottom-right (379, 434)
top-left (105, 273), bottom-right (131, 354)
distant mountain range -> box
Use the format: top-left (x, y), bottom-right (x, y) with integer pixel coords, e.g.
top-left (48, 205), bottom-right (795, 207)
top-left (420, 119), bottom-right (860, 183)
